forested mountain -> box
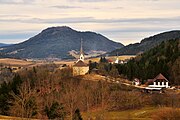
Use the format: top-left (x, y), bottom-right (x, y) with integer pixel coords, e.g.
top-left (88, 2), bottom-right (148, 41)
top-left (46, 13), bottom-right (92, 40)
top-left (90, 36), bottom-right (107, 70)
top-left (116, 39), bottom-right (180, 85)
top-left (0, 26), bottom-right (123, 59)
top-left (108, 30), bottom-right (180, 56)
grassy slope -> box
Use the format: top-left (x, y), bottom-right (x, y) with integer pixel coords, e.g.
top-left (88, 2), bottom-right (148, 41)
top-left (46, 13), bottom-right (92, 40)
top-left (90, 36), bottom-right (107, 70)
top-left (0, 107), bottom-right (158, 120)
top-left (80, 107), bottom-right (160, 120)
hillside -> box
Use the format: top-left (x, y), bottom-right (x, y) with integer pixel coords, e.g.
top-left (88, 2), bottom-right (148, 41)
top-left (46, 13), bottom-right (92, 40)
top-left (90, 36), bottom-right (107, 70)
top-left (0, 26), bottom-right (123, 59)
top-left (108, 30), bottom-right (180, 56)
top-left (116, 39), bottom-right (180, 85)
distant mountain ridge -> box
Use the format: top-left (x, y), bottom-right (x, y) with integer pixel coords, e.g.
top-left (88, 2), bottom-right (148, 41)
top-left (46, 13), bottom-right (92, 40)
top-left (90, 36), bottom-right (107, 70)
top-left (0, 43), bottom-right (12, 47)
top-left (108, 30), bottom-right (180, 56)
top-left (0, 26), bottom-right (124, 59)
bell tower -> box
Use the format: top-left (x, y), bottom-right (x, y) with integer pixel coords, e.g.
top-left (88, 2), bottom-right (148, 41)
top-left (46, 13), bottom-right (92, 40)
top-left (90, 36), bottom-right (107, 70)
top-left (115, 52), bottom-right (119, 64)
top-left (79, 39), bottom-right (84, 61)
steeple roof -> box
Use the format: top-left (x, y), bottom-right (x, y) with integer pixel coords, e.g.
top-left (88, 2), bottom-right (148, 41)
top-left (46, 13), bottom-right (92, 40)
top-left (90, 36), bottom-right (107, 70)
top-left (80, 39), bottom-right (83, 55)
top-left (74, 60), bottom-right (88, 67)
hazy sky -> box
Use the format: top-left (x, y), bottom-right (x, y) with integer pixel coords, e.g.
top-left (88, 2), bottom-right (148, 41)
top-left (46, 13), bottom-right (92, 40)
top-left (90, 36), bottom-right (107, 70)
top-left (0, 0), bottom-right (180, 45)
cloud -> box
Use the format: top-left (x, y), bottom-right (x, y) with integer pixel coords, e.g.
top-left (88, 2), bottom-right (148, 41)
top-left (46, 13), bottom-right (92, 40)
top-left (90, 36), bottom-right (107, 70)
top-left (0, 14), bottom-right (30, 18)
top-left (51, 5), bottom-right (82, 9)
top-left (98, 27), bottom-right (171, 33)
top-left (72, 0), bottom-right (117, 2)
top-left (0, 16), bottom-right (180, 24)
top-left (0, 0), bottom-right (35, 4)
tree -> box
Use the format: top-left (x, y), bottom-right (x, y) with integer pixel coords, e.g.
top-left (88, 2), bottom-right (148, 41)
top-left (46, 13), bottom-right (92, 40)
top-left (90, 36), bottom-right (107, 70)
top-left (72, 109), bottom-right (83, 120)
top-left (0, 82), bottom-right (11, 115)
top-left (109, 65), bottom-right (119, 77)
top-left (9, 81), bottom-right (37, 118)
top-left (44, 101), bottom-right (66, 119)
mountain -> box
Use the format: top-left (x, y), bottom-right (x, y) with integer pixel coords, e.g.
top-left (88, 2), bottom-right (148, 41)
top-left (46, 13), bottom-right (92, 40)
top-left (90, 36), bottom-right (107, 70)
top-left (116, 39), bottom-right (180, 85)
top-left (0, 43), bottom-right (12, 47)
top-left (0, 26), bottom-right (124, 59)
top-left (108, 30), bottom-right (180, 56)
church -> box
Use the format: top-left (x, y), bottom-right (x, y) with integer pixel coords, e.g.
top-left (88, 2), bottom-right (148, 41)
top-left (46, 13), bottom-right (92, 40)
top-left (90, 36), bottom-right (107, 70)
top-left (73, 40), bottom-right (89, 76)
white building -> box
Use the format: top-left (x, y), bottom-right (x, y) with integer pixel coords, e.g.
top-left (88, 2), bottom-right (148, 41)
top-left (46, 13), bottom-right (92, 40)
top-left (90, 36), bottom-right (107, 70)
top-left (133, 78), bottom-right (141, 86)
top-left (148, 73), bottom-right (169, 88)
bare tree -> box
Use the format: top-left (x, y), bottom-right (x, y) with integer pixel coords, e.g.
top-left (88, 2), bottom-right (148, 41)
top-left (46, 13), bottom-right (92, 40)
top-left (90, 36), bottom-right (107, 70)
top-left (9, 80), bottom-right (37, 118)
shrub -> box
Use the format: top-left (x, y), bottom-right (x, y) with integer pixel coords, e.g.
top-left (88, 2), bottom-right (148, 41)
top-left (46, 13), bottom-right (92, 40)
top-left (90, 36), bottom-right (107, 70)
top-left (152, 107), bottom-right (180, 120)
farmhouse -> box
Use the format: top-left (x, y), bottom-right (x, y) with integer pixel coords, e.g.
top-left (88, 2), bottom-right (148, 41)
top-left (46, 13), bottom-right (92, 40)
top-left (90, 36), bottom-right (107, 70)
top-left (73, 40), bottom-right (89, 76)
top-left (148, 73), bottom-right (169, 88)
top-left (145, 73), bottom-right (170, 93)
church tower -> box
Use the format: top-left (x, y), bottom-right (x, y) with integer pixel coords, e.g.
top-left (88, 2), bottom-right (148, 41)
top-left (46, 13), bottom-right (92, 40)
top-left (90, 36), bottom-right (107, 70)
top-left (73, 39), bottom-right (89, 76)
top-left (79, 39), bottom-right (84, 61)
top-left (114, 52), bottom-right (119, 64)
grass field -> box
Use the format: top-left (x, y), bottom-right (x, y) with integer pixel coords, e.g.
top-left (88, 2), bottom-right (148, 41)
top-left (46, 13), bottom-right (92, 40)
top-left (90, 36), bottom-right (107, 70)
top-left (80, 107), bottom-right (163, 120)
top-left (1, 105), bottom-right (179, 119)
top-left (0, 107), bottom-right (155, 120)
top-left (87, 55), bottom-right (135, 63)
top-left (0, 55), bottom-right (135, 67)
top-left (0, 58), bottom-right (33, 66)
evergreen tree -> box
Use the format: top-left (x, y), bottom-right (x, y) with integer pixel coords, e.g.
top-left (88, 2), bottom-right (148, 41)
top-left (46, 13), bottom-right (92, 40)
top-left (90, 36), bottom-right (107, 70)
top-left (45, 102), bottom-right (66, 119)
top-left (72, 109), bottom-right (83, 120)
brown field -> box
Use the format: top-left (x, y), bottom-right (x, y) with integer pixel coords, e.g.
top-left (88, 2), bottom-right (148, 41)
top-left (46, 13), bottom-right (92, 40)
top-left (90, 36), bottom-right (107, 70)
top-left (0, 55), bottom-right (135, 67)
top-left (87, 55), bottom-right (136, 62)
top-left (0, 58), bottom-right (33, 66)
top-left (54, 60), bottom-right (76, 66)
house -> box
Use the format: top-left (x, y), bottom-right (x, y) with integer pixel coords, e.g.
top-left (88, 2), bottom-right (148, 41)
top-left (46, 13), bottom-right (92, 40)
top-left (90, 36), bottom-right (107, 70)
top-left (133, 78), bottom-right (141, 86)
top-left (73, 40), bottom-right (89, 76)
top-left (108, 59), bottom-right (113, 64)
top-left (144, 73), bottom-right (170, 93)
top-left (148, 73), bottom-right (170, 88)
top-left (114, 55), bottom-right (124, 64)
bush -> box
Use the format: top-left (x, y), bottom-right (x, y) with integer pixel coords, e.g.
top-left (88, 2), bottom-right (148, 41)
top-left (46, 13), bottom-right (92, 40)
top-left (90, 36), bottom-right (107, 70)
top-left (107, 91), bottom-right (143, 111)
top-left (152, 107), bottom-right (180, 120)
top-left (72, 109), bottom-right (83, 120)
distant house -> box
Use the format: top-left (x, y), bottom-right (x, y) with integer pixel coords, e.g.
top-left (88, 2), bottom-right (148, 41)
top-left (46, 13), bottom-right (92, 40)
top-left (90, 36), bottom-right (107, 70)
top-left (145, 73), bottom-right (170, 93)
top-left (108, 59), bottom-right (113, 64)
top-left (145, 79), bottom-right (154, 85)
top-left (114, 56), bottom-right (119, 64)
top-left (133, 78), bottom-right (141, 86)
top-left (114, 55), bottom-right (125, 64)
top-left (73, 40), bottom-right (89, 76)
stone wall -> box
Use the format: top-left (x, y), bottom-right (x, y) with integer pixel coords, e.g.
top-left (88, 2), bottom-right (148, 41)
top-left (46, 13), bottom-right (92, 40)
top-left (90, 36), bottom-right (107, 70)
top-left (73, 66), bottom-right (89, 76)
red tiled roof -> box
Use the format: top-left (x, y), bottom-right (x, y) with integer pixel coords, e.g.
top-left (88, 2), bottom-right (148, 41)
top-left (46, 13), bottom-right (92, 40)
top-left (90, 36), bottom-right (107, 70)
top-left (153, 73), bottom-right (169, 82)
top-left (108, 59), bottom-right (113, 62)
top-left (74, 60), bottom-right (88, 67)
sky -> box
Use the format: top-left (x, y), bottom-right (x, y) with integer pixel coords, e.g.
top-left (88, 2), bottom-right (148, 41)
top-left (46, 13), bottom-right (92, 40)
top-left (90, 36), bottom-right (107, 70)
top-left (0, 0), bottom-right (180, 45)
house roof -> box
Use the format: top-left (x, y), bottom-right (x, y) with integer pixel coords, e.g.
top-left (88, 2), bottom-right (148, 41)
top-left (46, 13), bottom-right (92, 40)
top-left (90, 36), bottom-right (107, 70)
top-left (108, 59), bottom-right (113, 62)
top-left (134, 78), bottom-right (140, 82)
top-left (145, 79), bottom-right (154, 85)
top-left (74, 60), bottom-right (88, 67)
top-left (153, 73), bottom-right (169, 82)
